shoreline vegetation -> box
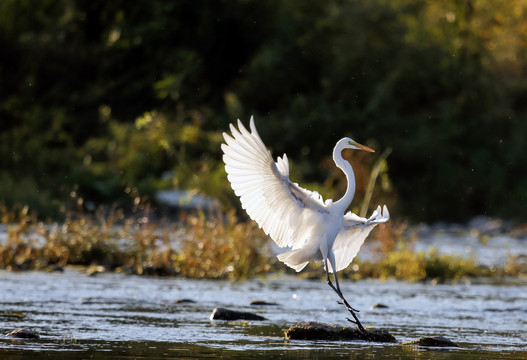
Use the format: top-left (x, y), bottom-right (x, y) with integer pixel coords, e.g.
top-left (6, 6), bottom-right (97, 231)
top-left (3, 1), bottom-right (527, 289)
top-left (1, 205), bottom-right (525, 282)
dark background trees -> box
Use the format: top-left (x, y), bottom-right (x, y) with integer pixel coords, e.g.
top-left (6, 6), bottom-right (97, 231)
top-left (1, 0), bottom-right (526, 222)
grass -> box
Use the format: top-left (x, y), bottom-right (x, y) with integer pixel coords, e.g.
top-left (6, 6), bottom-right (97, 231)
top-left (0, 205), bottom-right (525, 281)
top-left (349, 222), bottom-right (495, 282)
top-left (0, 204), bottom-right (275, 279)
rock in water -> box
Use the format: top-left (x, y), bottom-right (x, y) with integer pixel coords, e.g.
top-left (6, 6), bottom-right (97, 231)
top-left (210, 307), bottom-right (266, 321)
top-left (6, 328), bottom-right (40, 339)
top-left (403, 336), bottom-right (459, 347)
top-left (250, 300), bottom-right (279, 306)
top-left (284, 321), bottom-right (396, 342)
top-left (174, 298), bottom-right (196, 304)
top-left (371, 303), bottom-right (389, 309)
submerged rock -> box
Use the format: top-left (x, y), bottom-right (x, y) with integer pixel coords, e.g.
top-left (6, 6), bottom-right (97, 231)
top-left (6, 328), bottom-right (40, 339)
top-left (174, 298), bottom-right (196, 304)
top-left (210, 307), bottom-right (266, 321)
top-left (403, 336), bottom-right (459, 347)
top-left (284, 321), bottom-right (396, 343)
top-left (250, 300), bottom-right (279, 306)
top-left (371, 303), bottom-right (389, 309)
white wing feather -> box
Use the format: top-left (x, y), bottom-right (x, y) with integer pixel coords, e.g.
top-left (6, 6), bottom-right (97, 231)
top-left (328, 205), bottom-right (390, 273)
top-left (222, 117), bottom-right (327, 248)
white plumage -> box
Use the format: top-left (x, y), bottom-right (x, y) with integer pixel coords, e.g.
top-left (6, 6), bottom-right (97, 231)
top-left (222, 116), bottom-right (389, 271)
top-left (221, 116), bottom-right (389, 331)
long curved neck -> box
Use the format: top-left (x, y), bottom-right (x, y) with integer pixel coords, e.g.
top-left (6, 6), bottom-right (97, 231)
top-left (333, 143), bottom-right (356, 214)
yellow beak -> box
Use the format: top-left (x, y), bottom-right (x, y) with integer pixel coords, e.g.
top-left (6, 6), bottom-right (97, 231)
top-left (351, 141), bottom-right (375, 153)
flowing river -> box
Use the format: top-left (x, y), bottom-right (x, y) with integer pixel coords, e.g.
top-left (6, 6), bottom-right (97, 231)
top-left (1, 269), bottom-right (525, 359)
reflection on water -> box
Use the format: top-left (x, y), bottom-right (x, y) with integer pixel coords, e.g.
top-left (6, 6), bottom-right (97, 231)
top-left (0, 269), bottom-right (526, 359)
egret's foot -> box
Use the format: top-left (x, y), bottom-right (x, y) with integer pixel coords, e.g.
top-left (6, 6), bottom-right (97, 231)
top-left (326, 277), bottom-right (367, 334)
top-left (343, 306), bottom-right (366, 333)
top-left (346, 315), bottom-right (367, 334)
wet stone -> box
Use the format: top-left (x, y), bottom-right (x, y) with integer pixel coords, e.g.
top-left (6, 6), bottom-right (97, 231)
top-left (6, 328), bottom-right (40, 339)
top-left (250, 300), bottom-right (279, 306)
top-left (403, 336), bottom-right (459, 347)
top-left (174, 298), bottom-right (196, 304)
top-left (372, 303), bottom-right (389, 309)
top-left (210, 307), bottom-right (266, 321)
top-left (284, 321), bottom-right (396, 343)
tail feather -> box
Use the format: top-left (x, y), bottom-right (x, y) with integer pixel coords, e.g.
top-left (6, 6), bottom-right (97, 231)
top-left (277, 248), bottom-right (310, 272)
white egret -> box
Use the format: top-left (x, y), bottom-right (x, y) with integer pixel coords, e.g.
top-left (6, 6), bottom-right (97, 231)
top-left (221, 116), bottom-right (389, 332)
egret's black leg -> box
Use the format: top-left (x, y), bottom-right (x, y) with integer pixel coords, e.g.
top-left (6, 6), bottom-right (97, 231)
top-left (332, 269), bottom-right (360, 312)
top-left (324, 259), bottom-right (367, 333)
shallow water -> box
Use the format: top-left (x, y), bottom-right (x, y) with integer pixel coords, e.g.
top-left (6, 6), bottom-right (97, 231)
top-left (1, 269), bottom-right (526, 359)
top-left (412, 233), bottom-right (526, 266)
top-left (356, 228), bottom-right (527, 267)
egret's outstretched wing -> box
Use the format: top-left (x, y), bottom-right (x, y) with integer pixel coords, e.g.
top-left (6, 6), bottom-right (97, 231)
top-left (328, 205), bottom-right (390, 273)
top-left (222, 117), bottom-right (326, 248)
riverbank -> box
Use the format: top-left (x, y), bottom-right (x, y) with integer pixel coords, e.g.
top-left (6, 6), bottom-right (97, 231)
top-left (1, 207), bottom-right (526, 281)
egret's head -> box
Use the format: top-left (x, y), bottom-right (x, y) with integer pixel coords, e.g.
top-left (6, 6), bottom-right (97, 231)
top-left (340, 137), bottom-right (375, 152)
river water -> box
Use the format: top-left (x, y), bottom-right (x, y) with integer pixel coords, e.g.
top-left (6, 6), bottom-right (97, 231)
top-left (0, 269), bottom-right (525, 359)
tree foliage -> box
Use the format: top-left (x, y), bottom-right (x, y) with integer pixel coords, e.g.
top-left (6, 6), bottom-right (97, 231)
top-left (1, 0), bottom-right (526, 221)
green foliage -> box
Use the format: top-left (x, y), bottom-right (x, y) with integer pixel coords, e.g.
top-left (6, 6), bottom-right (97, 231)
top-left (1, 0), bottom-right (527, 221)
